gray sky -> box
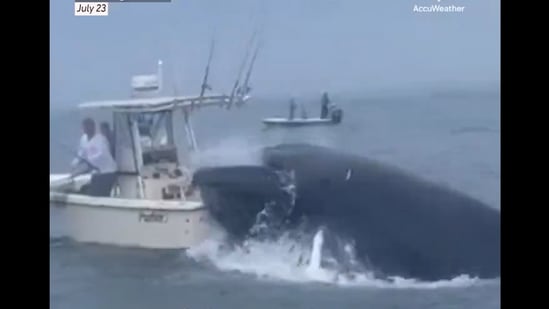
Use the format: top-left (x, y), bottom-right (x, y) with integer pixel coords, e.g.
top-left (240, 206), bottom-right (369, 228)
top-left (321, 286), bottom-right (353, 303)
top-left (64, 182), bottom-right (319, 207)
top-left (51, 0), bottom-right (500, 106)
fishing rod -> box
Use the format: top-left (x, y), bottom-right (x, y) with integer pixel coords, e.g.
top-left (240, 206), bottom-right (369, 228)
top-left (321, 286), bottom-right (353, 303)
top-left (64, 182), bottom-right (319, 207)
top-left (227, 26), bottom-right (260, 109)
top-left (169, 59), bottom-right (198, 151)
top-left (240, 10), bottom-right (266, 99)
top-left (239, 39), bottom-right (262, 101)
top-left (200, 38), bottom-right (216, 98)
top-left (191, 36), bottom-right (216, 113)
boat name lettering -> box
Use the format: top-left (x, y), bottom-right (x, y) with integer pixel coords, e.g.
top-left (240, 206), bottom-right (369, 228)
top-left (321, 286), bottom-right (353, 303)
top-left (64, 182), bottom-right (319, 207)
top-left (138, 211), bottom-right (168, 223)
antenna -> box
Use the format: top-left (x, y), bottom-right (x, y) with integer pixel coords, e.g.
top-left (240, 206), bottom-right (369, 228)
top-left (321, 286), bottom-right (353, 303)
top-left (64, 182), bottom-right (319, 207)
top-left (157, 59), bottom-right (163, 93)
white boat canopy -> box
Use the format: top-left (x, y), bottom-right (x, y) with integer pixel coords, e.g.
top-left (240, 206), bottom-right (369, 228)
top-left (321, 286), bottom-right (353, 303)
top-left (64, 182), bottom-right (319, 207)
top-left (79, 94), bottom-right (250, 113)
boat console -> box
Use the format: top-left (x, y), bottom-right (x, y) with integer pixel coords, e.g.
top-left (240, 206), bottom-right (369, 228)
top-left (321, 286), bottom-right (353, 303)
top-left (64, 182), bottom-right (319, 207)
top-left (142, 145), bottom-right (178, 165)
top-left (139, 161), bottom-right (192, 201)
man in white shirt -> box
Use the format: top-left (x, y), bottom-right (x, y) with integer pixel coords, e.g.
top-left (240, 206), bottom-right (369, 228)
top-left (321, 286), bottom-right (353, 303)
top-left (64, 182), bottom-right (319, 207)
top-left (71, 118), bottom-right (118, 197)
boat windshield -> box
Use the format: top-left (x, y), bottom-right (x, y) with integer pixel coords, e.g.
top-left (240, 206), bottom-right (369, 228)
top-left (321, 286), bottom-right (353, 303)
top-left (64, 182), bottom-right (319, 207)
top-left (138, 111), bottom-right (177, 165)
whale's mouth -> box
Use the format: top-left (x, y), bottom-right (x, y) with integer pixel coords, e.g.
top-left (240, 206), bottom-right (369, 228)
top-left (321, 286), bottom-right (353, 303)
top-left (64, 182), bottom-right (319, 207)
top-left (191, 144), bottom-right (321, 240)
top-left (192, 165), bottom-right (296, 240)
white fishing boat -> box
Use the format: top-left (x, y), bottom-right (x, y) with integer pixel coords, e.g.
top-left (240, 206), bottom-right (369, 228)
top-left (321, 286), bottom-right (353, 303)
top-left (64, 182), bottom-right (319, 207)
top-left (262, 117), bottom-right (339, 127)
top-left (51, 39), bottom-right (259, 249)
top-left (262, 94), bottom-right (343, 128)
top-left (50, 92), bottom-right (251, 249)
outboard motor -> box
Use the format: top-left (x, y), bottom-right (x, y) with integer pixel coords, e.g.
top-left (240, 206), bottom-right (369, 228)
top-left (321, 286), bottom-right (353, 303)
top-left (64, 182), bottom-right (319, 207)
top-left (331, 108), bottom-right (343, 124)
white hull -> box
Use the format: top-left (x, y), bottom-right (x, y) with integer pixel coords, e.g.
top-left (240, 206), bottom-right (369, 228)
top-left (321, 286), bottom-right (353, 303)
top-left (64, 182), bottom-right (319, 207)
top-left (50, 175), bottom-right (213, 249)
top-left (262, 117), bottom-right (336, 127)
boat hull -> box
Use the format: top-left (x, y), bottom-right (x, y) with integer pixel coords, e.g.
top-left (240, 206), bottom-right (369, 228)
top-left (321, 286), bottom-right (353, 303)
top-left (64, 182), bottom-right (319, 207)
top-left (50, 191), bottom-right (213, 249)
top-left (262, 117), bottom-right (337, 127)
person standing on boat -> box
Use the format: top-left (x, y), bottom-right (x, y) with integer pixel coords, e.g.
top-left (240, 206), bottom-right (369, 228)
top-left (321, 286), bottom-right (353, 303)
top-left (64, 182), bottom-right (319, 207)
top-left (320, 92), bottom-right (330, 119)
top-left (289, 98), bottom-right (297, 120)
top-left (71, 118), bottom-right (118, 197)
top-left (300, 104), bottom-right (308, 119)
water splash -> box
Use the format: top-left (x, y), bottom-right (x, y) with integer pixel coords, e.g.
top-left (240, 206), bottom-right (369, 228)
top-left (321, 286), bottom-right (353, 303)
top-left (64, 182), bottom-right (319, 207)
top-left (186, 169), bottom-right (489, 289)
top-left (186, 226), bottom-right (488, 289)
top-left (191, 137), bottom-right (263, 168)
top-left (307, 229), bottom-right (323, 271)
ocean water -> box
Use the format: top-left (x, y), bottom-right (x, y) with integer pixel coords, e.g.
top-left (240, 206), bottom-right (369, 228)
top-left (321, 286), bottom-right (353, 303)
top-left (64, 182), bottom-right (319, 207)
top-left (50, 90), bottom-right (500, 309)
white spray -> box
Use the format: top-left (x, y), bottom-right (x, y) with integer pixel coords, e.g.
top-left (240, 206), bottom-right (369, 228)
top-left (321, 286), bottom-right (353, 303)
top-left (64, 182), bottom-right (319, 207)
top-left (186, 224), bottom-right (487, 288)
top-left (185, 185), bottom-right (485, 288)
top-left (307, 229), bottom-right (324, 272)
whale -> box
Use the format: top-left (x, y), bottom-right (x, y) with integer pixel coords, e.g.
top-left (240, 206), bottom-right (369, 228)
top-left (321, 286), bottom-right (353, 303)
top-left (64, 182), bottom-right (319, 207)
top-left (192, 143), bottom-right (500, 281)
